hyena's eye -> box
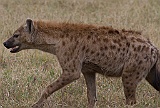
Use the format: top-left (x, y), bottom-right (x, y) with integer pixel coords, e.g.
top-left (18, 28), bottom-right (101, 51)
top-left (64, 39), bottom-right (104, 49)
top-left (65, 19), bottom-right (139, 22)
top-left (13, 34), bottom-right (19, 38)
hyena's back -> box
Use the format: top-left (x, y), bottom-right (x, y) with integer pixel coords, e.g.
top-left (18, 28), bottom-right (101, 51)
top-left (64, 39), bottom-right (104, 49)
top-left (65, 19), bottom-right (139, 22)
top-left (80, 28), bottom-right (157, 77)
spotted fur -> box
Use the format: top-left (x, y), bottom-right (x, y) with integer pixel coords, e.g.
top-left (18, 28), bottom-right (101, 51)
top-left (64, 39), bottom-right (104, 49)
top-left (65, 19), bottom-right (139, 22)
top-left (3, 18), bottom-right (160, 108)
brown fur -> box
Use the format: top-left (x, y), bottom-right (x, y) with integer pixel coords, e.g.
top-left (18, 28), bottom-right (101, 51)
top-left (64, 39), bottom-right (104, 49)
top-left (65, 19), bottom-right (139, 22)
top-left (3, 19), bottom-right (160, 108)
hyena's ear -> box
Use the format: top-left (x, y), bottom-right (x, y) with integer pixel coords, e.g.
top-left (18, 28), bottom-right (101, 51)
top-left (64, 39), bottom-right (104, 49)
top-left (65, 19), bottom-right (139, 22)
top-left (26, 18), bottom-right (35, 34)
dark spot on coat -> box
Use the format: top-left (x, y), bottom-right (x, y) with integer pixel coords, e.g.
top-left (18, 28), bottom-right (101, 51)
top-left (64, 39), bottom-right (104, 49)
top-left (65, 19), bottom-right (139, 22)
top-left (151, 48), bottom-right (154, 54)
top-left (87, 35), bottom-right (91, 40)
top-left (131, 37), bottom-right (135, 41)
top-left (108, 29), bottom-right (119, 34)
top-left (104, 46), bottom-right (108, 50)
top-left (61, 82), bottom-right (65, 85)
top-left (49, 85), bottom-right (53, 88)
top-left (121, 36), bottom-right (126, 40)
top-left (100, 47), bottom-right (103, 51)
top-left (141, 45), bottom-right (146, 51)
top-left (91, 50), bottom-right (95, 54)
top-left (103, 38), bottom-right (109, 43)
top-left (93, 40), bottom-right (96, 44)
top-left (126, 42), bottom-right (130, 47)
top-left (126, 82), bottom-right (129, 84)
top-left (136, 38), bottom-right (145, 43)
top-left (134, 47), bottom-right (137, 51)
top-left (64, 52), bottom-right (67, 56)
top-left (62, 41), bottom-right (65, 46)
top-left (118, 48), bottom-right (120, 52)
top-left (119, 43), bottom-right (122, 47)
top-left (129, 74), bottom-right (132, 77)
top-left (136, 76), bottom-right (139, 79)
top-left (110, 45), bottom-right (116, 49)
top-left (70, 36), bottom-right (73, 41)
top-left (101, 52), bottom-right (105, 56)
top-left (113, 39), bottom-right (118, 44)
top-left (138, 60), bottom-right (142, 65)
top-left (137, 45), bottom-right (141, 51)
top-left (71, 69), bottom-right (74, 73)
top-left (86, 48), bottom-right (89, 53)
top-left (96, 52), bottom-right (100, 56)
top-left (125, 76), bottom-right (128, 79)
top-left (82, 46), bottom-right (85, 51)
top-left (123, 48), bottom-right (126, 51)
top-left (130, 90), bottom-right (134, 93)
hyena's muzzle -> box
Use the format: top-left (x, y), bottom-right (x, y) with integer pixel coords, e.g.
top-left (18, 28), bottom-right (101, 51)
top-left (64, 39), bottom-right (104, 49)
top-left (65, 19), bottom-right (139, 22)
top-left (3, 37), bottom-right (21, 53)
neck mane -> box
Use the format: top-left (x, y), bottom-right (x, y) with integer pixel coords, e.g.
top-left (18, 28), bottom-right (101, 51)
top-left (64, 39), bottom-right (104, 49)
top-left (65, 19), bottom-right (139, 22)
top-left (34, 20), bottom-right (141, 38)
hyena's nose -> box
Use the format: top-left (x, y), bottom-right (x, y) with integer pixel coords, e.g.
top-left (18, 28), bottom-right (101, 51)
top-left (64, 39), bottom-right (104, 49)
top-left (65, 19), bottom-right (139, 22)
top-left (3, 42), bottom-right (8, 48)
top-left (3, 42), bottom-right (6, 46)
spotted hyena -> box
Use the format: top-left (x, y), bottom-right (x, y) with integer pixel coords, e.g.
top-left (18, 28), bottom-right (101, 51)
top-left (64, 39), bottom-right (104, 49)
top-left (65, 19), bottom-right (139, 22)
top-left (3, 18), bottom-right (160, 108)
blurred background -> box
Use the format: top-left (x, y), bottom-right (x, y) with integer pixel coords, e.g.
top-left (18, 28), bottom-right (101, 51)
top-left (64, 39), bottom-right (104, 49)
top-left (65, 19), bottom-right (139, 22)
top-left (0, 0), bottom-right (160, 107)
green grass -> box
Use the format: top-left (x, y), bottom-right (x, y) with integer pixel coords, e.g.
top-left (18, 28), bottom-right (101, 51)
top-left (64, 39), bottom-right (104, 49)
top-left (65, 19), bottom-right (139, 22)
top-left (0, 0), bottom-right (160, 108)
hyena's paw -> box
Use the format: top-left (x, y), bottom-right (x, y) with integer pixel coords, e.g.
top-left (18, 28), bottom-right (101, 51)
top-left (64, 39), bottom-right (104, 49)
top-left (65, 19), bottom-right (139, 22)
top-left (126, 99), bottom-right (136, 105)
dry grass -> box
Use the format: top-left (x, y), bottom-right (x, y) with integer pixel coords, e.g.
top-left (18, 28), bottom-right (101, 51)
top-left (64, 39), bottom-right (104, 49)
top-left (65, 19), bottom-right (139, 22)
top-left (0, 0), bottom-right (160, 108)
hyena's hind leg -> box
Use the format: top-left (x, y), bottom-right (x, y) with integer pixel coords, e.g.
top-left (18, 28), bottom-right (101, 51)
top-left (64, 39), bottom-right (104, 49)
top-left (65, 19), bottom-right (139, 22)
top-left (82, 63), bottom-right (101, 108)
top-left (122, 71), bottom-right (145, 105)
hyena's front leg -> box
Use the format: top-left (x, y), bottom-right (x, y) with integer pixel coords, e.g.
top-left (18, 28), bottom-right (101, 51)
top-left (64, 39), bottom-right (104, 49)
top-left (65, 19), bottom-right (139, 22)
top-left (83, 72), bottom-right (97, 108)
top-left (32, 71), bottom-right (80, 108)
top-left (82, 63), bottom-right (100, 108)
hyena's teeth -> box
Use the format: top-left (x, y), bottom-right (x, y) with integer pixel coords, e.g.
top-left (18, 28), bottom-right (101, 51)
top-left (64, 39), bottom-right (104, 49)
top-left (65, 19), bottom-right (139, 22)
top-left (15, 46), bottom-right (19, 49)
top-left (11, 46), bottom-right (19, 51)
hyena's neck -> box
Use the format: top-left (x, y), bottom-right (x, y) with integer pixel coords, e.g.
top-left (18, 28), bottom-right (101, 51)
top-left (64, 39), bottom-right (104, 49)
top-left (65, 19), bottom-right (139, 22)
top-left (34, 44), bottom-right (57, 54)
top-left (33, 20), bottom-right (89, 55)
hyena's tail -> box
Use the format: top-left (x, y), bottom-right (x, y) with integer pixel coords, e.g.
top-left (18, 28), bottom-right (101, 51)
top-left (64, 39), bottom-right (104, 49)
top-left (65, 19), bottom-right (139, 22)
top-left (146, 52), bottom-right (160, 91)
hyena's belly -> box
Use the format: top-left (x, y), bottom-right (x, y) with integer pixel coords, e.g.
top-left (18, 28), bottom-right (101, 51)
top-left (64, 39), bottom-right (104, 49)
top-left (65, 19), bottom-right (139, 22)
top-left (84, 55), bottom-right (125, 77)
top-left (100, 63), bottom-right (124, 77)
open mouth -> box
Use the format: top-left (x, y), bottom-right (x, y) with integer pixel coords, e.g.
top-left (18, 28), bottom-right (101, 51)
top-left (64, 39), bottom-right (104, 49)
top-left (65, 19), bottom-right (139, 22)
top-left (10, 45), bottom-right (20, 53)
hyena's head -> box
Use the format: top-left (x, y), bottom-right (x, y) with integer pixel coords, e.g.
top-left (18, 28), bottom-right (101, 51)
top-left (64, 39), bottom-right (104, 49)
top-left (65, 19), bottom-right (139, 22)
top-left (3, 18), bottom-right (36, 53)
